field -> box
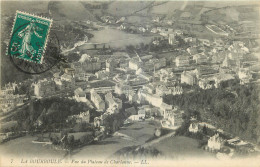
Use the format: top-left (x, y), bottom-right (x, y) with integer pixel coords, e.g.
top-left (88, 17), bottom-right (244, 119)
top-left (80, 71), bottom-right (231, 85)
top-left (150, 1), bottom-right (186, 15)
top-left (127, 16), bottom-right (151, 24)
top-left (153, 136), bottom-right (214, 159)
top-left (1, 1), bottom-right (48, 16)
top-left (44, 132), bottom-right (93, 140)
top-left (106, 1), bottom-right (152, 16)
top-left (71, 121), bottom-right (155, 159)
top-left (48, 1), bottom-right (98, 21)
top-left (0, 136), bottom-right (66, 159)
top-left (0, 132), bottom-right (95, 159)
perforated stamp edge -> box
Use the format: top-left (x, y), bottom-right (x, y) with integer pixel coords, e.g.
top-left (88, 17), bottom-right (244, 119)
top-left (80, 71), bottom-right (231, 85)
top-left (7, 10), bottom-right (53, 64)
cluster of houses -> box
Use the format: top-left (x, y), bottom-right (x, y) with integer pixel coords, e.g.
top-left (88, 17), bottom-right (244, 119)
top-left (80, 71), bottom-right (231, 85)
top-left (161, 107), bottom-right (184, 130)
top-left (115, 81), bottom-right (184, 128)
top-left (117, 16), bottom-right (186, 37)
top-left (188, 121), bottom-right (256, 159)
top-left (167, 33), bottom-right (256, 89)
top-left (101, 16), bottom-right (125, 24)
top-left (105, 92), bottom-right (122, 114)
top-left (33, 71), bottom-right (76, 98)
top-left (114, 18), bottom-right (257, 89)
top-left (0, 83), bottom-right (26, 112)
top-left (32, 55), bottom-right (105, 98)
top-left (0, 83), bottom-right (28, 141)
top-left (118, 23), bottom-right (256, 92)
top-left (72, 62), bottom-right (185, 128)
top-left (65, 39), bottom-right (255, 130)
top-left (90, 89), bottom-right (106, 111)
top-left (33, 79), bottom-right (57, 98)
top-left (66, 111), bottom-right (90, 124)
top-left (75, 56), bottom-right (102, 72)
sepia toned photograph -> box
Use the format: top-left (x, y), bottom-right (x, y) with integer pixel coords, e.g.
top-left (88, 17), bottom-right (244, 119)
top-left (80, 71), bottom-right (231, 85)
top-left (0, 0), bottom-right (260, 166)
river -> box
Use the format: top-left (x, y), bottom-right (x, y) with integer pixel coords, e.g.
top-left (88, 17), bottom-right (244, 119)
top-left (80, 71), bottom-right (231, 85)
top-left (79, 27), bottom-right (154, 49)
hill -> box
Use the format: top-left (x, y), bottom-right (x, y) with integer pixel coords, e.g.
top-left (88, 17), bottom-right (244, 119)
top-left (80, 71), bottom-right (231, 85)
top-left (106, 1), bottom-right (153, 16)
top-left (48, 1), bottom-right (98, 21)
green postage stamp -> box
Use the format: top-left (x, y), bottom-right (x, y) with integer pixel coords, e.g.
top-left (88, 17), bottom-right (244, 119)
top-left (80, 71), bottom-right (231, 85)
top-left (9, 11), bottom-right (53, 64)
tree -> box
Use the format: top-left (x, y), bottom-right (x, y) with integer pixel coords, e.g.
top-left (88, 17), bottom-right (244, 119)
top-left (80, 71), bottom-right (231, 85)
top-left (68, 135), bottom-right (75, 148)
top-left (202, 125), bottom-right (207, 135)
top-left (140, 42), bottom-right (145, 50)
top-left (14, 86), bottom-right (19, 95)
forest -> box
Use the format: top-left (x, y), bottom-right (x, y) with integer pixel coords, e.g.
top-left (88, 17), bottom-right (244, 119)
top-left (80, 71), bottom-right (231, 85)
top-left (164, 81), bottom-right (260, 144)
top-left (10, 97), bottom-right (99, 133)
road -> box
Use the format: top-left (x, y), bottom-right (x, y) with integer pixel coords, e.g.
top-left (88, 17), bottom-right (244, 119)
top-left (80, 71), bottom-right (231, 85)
top-left (206, 25), bottom-right (228, 36)
top-left (142, 131), bottom-right (176, 148)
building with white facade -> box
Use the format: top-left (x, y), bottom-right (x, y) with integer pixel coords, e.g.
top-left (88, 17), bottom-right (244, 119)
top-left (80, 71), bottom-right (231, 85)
top-left (0, 94), bottom-right (25, 111)
top-left (74, 87), bottom-right (87, 102)
top-left (106, 59), bottom-right (118, 72)
top-left (198, 79), bottom-right (214, 90)
top-left (137, 109), bottom-right (146, 119)
top-left (156, 85), bottom-right (171, 96)
top-left (67, 111), bottom-right (90, 123)
top-left (143, 84), bottom-right (155, 94)
top-left (34, 79), bottom-right (56, 97)
top-left (95, 70), bottom-right (109, 80)
top-left (0, 83), bottom-right (17, 96)
top-left (105, 92), bottom-right (122, 110)
top-left (193, 52), bottom-right (208, 64)
top-left (168, 34), bottom-right (175, 45)
top-left (64, 67), bottom-right (75, 76)
top-left (90, 89), bottom-right (105, 111)
top-left (106, 105), bottom-right (119, 114)
top-left (189, 123), bottom-right (199, 133)
top-left (238, 68), bottom-right (252, 85)
top-left (115, 83), bottom-right (132, 95)
top-left (213, 73), bottom-right (235, 88)
top-left (61, 73), bottom-right (74, 82)
top-left (160, 102), bottom-right (173, 113)
top-left (137, 90), bottom-right (163, 107)
top-left (170, 86), bottom-right (183, 95)
top-left (181, 71), bottom-right (197, 86)
top-left (208, 133), bottom-right (225, 151)
top-left (129, 91), bottom-right (138, 103)
top-left (72, 57), bottom-right (102, 73)
top-left (161, 109), bottom-right (183, 129)
top-left (176, 55), bottom-right (190, 67)
top-left (129, 58), bottom-right (142, 71)
top-left (187, 47), bottom-right (198, 56)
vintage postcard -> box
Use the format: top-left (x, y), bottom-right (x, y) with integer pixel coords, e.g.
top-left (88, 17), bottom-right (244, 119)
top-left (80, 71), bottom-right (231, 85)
top-left (1, 0), bottom-right (260, 167)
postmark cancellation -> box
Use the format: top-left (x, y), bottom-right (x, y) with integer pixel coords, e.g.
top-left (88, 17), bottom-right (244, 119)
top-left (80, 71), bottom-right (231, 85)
top-left (8, 11), bottom-right (53, 64)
